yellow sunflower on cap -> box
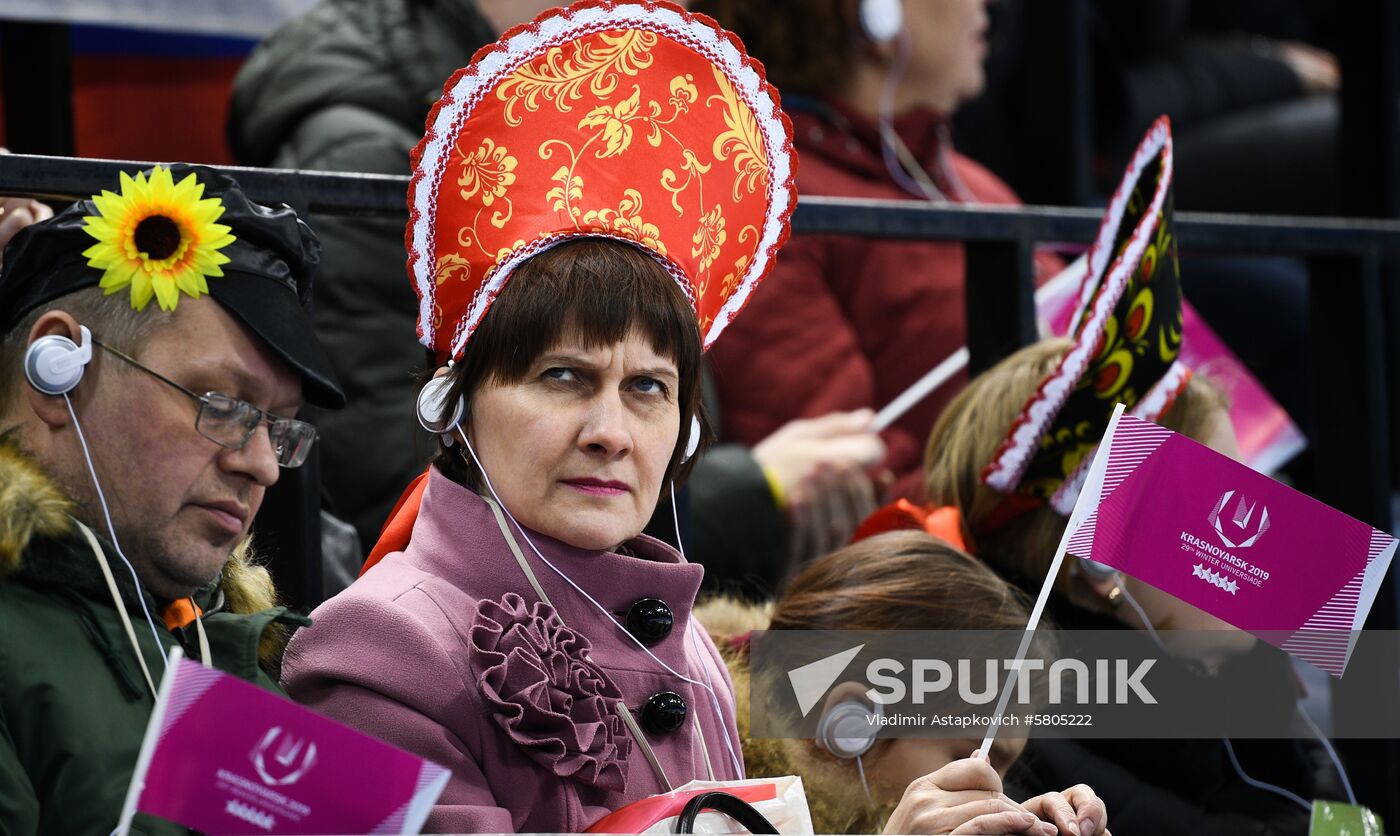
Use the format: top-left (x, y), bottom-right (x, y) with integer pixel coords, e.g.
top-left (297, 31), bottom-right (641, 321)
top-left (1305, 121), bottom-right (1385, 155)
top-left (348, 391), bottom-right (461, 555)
top-left (81, 165), bottom-right (236, 312)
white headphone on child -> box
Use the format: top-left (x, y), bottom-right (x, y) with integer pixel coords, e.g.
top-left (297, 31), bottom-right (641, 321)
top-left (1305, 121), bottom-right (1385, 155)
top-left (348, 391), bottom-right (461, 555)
top-left (1078, 557), bottom-right (1118, 580)
top-left (859, 0), bottom-right (904, 43)
top-left (24, 325), bottom-right (93, 395)
top-left (416, 375), bottom-right (702, 463)
top-left (817, 696), bottom-right (883, 759)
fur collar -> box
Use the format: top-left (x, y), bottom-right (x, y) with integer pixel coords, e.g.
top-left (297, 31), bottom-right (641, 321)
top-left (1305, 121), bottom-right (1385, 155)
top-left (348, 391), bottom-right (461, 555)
top-left (697, 596), bottom-right (895, 834)
top-left (0, 433), bottom-right (72, 580)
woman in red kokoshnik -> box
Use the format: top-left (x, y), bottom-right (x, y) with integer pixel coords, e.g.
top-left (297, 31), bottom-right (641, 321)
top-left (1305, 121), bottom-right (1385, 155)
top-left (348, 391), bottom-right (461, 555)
top-left (281, 4), bottom-right (782, 831)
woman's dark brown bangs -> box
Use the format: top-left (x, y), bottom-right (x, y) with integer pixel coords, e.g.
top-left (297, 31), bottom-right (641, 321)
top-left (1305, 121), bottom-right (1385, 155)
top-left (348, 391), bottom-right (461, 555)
top-left (434, 237), bottom-right (710, 490)
top-left (465, 238), bottom-right (700, 387)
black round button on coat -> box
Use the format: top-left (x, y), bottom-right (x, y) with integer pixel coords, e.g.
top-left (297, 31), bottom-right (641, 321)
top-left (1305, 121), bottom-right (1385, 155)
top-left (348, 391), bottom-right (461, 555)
top-left (641, 691), bottom-right (687, 735)
top-left (625, 598), bottom-right (674, 646)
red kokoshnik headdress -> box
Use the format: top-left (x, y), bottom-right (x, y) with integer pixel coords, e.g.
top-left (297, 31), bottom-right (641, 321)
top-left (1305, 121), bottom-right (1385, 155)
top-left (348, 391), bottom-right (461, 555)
top-left (405, 0), bottom-right (797, 361)
top-left (981, 117), bottom-right (1191, 520)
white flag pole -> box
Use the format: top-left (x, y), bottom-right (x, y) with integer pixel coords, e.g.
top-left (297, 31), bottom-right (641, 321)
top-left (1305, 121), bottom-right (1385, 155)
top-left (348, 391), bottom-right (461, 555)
top-left (873, 256), bottom-right (1088, 432)
top-left (114, 645), bottom-right (184, 836)
top-left (977, 403), bottom-right (1126, 758)
top-left (873, 347), bottom-right (969, 432)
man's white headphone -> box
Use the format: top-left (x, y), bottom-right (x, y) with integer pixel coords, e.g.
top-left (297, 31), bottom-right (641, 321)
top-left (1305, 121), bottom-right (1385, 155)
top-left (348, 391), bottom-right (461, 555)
top-left (24, 325), bottom-right (93, 396)
top-left (860, 0), bottom-right (904, 43)
top-left (415, 375), bottom-right (702, 463)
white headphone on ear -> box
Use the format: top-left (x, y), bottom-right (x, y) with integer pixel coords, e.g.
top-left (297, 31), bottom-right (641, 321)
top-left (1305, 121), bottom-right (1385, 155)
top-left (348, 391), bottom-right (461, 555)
top-left (817, 697), bottom-right (883, 759)
top-left (25, 325), bottom-right (93, 396)
top-left (683, 414), bottom-right (701, 463)
top-left (416, 375), bottom-right (465, 438)
top-left (416, 377), bottom-right (703, 463)
top-left (860, 0), bottom-right (904, 43)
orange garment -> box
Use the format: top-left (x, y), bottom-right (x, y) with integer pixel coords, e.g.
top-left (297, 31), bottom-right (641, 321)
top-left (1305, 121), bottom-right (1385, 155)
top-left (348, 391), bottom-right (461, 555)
top-left (851, 498), bottom-right (967, 552)
top-left (161, 597), bottom-right (203, 631)
top-left (360, 469), bottom-right (431, 576)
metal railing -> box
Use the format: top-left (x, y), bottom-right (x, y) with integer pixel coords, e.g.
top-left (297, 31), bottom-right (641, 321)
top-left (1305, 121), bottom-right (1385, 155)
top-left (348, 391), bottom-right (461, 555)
top-left (6, 150), bottom-right (1400, 820)
top-left (5, 152), bottom-right (1398, 585)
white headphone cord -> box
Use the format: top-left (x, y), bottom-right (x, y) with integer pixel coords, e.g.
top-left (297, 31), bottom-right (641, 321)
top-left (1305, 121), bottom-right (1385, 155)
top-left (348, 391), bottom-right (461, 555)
top-left (670, 481), bottom-right (739, 781)
top-left (458, 427), bottom-right (744, 778)
top-left (878, 27), bottom-right (943, 202)
top-left (669, 481), bottom-right (687, 561)
top-left (855, 753), bottom-right (873, 801)
top-left (64, 394), bottom-right (169, 674)
top-left (1117, 581), bottom-right (1348, 810)
top-left (1297, 698), bottom-right (1357, 805)
top-left (1222, 737), bottom-right (1311, 812)
top-left (672, 480), bottom-right (746, 784)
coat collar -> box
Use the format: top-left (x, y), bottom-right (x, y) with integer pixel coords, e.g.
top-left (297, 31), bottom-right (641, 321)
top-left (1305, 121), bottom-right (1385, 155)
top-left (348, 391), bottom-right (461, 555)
top-left (0, 430), bottom-right (76, 581)
top-left (786, 95), bottom-right (955, 190)
top-left (401, 467), bottom-right (706, 648)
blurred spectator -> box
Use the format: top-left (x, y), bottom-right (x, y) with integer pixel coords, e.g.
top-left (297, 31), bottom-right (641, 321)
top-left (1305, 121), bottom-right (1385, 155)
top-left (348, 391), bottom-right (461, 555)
top-left (1093, 0), bottom-right (1340, 215)
top-left (693, 0), bottom-right (1063, 494)
top-left (1088, 0), bottom-right (1330, 450)
top-left (228, 0), bottom-right (500, 549)
top-left (675, 398), bottom-right (885, 598)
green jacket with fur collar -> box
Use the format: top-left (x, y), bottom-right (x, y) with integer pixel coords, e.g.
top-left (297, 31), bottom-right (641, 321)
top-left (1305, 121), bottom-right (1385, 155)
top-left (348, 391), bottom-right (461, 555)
top-left (0, 438), bottom-right (306, 836)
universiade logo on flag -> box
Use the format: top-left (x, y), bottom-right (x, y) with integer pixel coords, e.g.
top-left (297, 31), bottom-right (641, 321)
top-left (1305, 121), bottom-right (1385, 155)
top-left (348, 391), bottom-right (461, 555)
top-left (1207, 489), bottom-right (1271, 550)
top-left (1066, 410), bottom-right (1397, 677)
top-left (116, 651), bottom-right (450, 835)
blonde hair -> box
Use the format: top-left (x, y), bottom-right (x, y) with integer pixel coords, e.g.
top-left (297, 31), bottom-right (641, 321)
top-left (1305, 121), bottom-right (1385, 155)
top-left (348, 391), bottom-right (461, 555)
top-left (923, 338), bottom-right (1227, 591)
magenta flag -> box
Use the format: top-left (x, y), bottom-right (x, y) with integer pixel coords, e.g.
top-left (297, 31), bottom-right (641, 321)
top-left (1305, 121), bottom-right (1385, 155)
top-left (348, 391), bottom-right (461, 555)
top-left (1066, 412), bottom-right (1396, 677)
top-left (117, 653), bottom-right (449, 835)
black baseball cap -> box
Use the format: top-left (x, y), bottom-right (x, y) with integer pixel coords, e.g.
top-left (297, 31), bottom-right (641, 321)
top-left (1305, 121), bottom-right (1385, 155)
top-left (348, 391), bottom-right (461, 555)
top-left (0, 164), bottom-right (345, 409)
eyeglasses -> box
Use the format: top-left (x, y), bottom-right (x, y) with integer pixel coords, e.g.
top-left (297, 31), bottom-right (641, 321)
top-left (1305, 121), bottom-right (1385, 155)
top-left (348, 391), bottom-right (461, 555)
top-left (93, 339), bottom-right (318, 468)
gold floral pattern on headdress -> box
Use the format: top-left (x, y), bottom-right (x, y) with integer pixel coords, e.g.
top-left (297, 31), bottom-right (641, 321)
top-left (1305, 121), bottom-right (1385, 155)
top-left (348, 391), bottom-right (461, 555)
top-left (692, 205), bottom-right (727, 276)
top-left (408, 1), bottom-right (797, 360)
top-left (456, 139), bottom-right (518, 213)
top-left (496, 29), bottom-right (657, 126)
top-left (707, 66), bottom-right (769, 200)
top-left (81, 165), bottom-right (235, 312)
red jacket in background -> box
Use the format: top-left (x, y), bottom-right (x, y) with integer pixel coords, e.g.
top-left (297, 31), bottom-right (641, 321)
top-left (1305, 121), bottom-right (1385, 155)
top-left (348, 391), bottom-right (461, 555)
top-left (709, 98), bottom-right (1063, 490)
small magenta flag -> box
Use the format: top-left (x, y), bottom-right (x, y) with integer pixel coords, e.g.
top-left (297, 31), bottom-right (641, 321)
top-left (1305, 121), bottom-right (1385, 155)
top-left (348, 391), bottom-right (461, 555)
top-left (1066, 413), bottom-right (1396, 677)
top-left (117, 651), bottom-right (449, 835)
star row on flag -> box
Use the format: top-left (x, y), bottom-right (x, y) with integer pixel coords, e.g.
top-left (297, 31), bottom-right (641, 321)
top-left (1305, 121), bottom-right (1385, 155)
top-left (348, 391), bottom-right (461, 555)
top-left (1192, 563), bottom-right (1239, 595)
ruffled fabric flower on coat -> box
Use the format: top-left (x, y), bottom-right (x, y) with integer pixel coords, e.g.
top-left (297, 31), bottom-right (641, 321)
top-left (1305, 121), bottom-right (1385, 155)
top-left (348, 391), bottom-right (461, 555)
top-left (470, 593), bottom-right (632, 792)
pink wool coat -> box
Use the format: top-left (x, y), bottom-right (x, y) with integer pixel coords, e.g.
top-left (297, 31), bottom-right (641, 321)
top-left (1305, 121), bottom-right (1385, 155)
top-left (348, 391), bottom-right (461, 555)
top-left (281, 468), bottom-right (744, 833)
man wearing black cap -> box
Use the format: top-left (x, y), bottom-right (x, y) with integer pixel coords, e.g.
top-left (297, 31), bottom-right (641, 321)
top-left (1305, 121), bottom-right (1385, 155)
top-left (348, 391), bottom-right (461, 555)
top-left (0, 164), bottom-right (343, 835)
